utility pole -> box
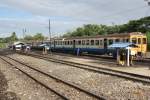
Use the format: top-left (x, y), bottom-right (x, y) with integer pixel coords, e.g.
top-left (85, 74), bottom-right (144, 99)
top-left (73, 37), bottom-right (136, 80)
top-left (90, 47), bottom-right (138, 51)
top-left (22, 28), bottom-right (26, 40)
top-left (49, 19), bottom-right (52, 53)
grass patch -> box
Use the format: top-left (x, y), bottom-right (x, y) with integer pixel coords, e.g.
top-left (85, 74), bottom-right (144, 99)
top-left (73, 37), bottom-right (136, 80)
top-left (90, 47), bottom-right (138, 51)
top-left (0, 43), bottom-right (7, 48)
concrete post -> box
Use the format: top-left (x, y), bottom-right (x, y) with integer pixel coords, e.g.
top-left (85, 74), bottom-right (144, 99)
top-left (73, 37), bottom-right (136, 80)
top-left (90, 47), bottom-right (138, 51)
top-left (127, 47), bottom-right (130, 67)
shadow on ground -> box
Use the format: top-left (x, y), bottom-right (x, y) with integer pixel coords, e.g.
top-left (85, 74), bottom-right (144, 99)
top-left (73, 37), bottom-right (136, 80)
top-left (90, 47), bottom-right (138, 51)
top-left (0, 49), bottom-right (16, 56)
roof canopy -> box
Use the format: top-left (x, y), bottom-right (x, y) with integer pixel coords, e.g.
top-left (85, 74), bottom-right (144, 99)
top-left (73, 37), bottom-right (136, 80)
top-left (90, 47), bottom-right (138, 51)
top-left (13, 41), bottom-right (24, 45)
top-left (108, 43), bottom-right (138, 49)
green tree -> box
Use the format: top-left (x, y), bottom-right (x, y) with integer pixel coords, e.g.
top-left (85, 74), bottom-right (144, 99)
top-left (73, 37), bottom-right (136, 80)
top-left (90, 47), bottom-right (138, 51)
top-left (33, 33), bottom-right (45, 41)
top-left (24, 35), bottom-right (33, 41)
top-left (146, 32), bottom-right (150, 51)
top-left (5, 32), bottom-right (18, 42)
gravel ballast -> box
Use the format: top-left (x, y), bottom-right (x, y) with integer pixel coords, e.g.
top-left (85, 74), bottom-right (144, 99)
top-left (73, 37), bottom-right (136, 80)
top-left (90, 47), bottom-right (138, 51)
top-left (8, 53), bottom-right (150, 100)
top-left (0, 58), bottom-right (63, 100)
top-left (0, 67), bottom-right (20, 100)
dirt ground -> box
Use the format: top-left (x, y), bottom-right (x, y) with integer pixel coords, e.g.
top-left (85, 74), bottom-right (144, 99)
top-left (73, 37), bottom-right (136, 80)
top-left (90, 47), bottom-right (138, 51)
top-left (0, 70), bottom-right (20, 100)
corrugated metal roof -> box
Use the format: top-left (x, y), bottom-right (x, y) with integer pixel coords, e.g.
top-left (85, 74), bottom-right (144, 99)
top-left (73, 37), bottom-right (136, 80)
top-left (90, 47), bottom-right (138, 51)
top-left (108, 43), bottom-right (137, 48)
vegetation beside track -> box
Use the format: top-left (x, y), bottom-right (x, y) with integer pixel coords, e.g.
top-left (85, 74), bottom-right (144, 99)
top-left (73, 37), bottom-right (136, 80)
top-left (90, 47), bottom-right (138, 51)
top-left (0, 43), bottom-right (6, 48)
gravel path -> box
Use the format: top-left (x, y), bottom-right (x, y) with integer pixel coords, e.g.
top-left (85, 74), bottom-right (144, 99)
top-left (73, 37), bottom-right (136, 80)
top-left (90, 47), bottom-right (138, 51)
top-left (8, 53), bottom-right (150, 100)
top-left (0, 58), bottom-right (63, 100)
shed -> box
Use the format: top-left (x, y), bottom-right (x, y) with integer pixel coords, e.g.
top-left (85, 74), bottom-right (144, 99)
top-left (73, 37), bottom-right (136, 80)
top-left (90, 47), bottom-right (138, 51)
top-left (108, 42), bottom-right (138, 66)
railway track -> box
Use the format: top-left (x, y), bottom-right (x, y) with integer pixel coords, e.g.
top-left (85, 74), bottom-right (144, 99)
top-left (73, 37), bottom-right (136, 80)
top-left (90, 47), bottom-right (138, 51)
top-left (31, 50), bottom-right (150, 67)
top-left (19, 52), bottom-right (150, 84)
top-left (0, 55), bottom-right (106, 100)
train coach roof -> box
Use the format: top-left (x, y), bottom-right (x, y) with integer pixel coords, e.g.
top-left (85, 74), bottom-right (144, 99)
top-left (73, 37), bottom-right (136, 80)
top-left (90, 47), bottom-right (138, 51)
top-left (55, 32), bottom-right (145, 40)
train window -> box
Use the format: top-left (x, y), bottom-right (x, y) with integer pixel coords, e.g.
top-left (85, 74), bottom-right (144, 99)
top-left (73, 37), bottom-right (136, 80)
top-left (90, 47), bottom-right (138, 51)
top-left (64, 41), bottom-right (66, 45)
top-left (126, 39), bottom-right (129, 42)
top-left (115, 39), bottom-right (120, 43)
top-left (65, 41), bottom-right (67, 45)
top-left (109, 39), bottom-right (113, 45)
top-left (67, 41), bottom-right (69, 45)
top-left (123, 39), bottom-right (126, 43)
top-left (138, 38), bottom-right (141, 44)
top-left (59, 41), bottom-right (61, 45)
top-left (82, 40), bottom-right (85, 45)
top-left (143, 38), bottom-right (146, 44)
top-left (95, 40), bottom-right (99, 45)
top-left (71, 41), bottom-right (73, 45)
top-left (91, 40), bottom-right (94, 45)
top-left (86, 40), bottom-right (89, 45)
top-left (69, 41), bottom-right (72, 45)
top-left (100, 40), bottom-right (103, 45)
top-left (78, 40), bottom-right (81, 45)
top-left (132, 38), bottom-right (137, 44)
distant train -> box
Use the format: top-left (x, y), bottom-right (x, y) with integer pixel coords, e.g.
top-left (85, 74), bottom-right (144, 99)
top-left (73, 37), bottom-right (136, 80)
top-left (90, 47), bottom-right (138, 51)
top-left (31, 32), bottom-right (147, 58)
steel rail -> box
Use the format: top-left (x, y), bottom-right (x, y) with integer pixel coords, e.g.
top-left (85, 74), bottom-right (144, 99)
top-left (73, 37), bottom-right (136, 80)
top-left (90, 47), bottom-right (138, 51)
top-left (20, 52), bottom-right (150, 84)
top-left (1, 55), bottom-right (106, 100)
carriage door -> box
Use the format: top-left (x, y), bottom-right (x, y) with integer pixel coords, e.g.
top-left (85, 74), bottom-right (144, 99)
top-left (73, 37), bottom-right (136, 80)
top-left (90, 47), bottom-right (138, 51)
top-left (73, 40), bottom-right (76, 49)
top-left (104, 38), bottom-right (107, 49)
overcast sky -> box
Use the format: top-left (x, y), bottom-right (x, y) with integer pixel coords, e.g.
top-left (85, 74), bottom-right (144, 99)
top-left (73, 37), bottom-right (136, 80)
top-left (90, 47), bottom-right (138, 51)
top-left (0, 0), bottom-right (150, 38)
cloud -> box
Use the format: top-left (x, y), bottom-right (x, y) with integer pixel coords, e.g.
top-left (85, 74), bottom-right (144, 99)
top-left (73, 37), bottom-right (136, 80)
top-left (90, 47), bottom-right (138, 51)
top-left (0, 0), bottom-right (149, 37)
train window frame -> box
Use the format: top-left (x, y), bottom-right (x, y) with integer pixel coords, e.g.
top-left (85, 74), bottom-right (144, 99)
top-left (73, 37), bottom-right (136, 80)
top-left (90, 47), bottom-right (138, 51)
top-left (86, 40), bottom-right (90, 45)
top-left (95, 40), bottom-right (99, 45)
top-left (115, 39), bottom-right (120, 43)
top-left (126, 39), bottom-right (129, 42)
top-left (109, 39), bottom-right (113, 45)
top-left (82, 40), bottom-right (85, 45)
top-left (78, 40), bottom-right (81, 45)
top-left (99, 40), bottom-right (103, 45)
top-left (143, 38), bottom-right (146, 44)
top-left (70, 41), bottom-right (73, 45)
top-left (65, 41), bottom-right (67, 45)
top-left (67, 41), bottom-right (69, 45)
top-left (59, 41), bottom-right (61, 45)
top-left (138, 38), bottom-right (141, 44)
top-left (91, 40), bottom-right (94, 45)
top-left (132, 38), bottom-right (137, 44)
top-left (122, 39), bottom-right (125, 42)
top-left (63, 41), bottom-right (65, 45)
